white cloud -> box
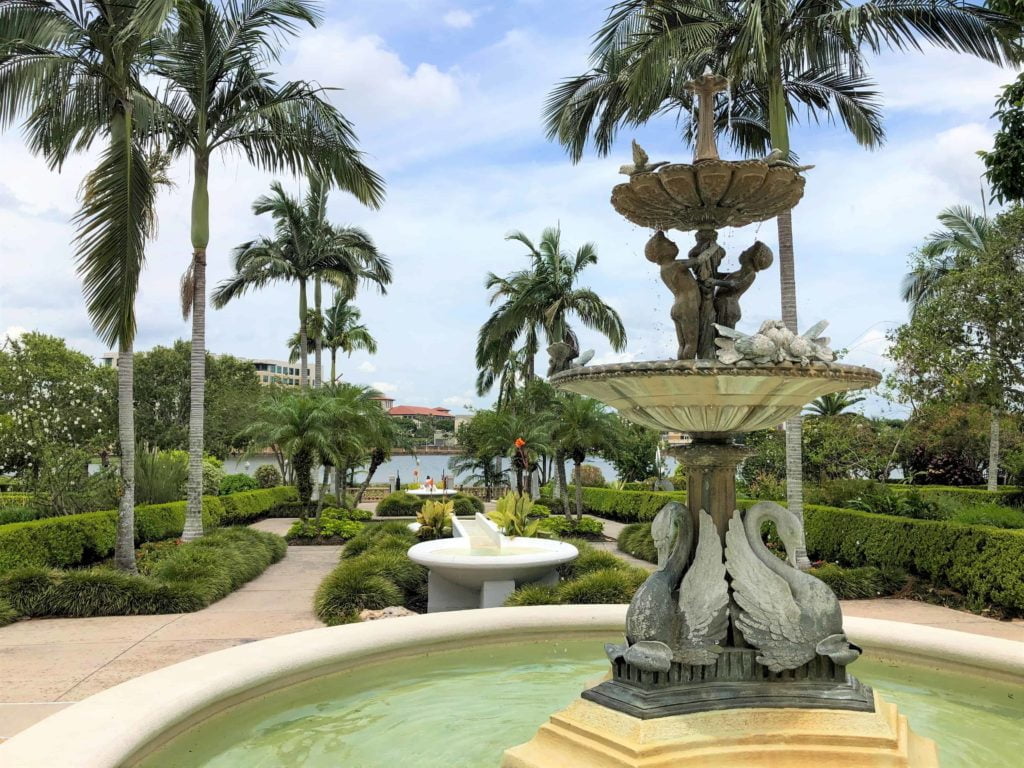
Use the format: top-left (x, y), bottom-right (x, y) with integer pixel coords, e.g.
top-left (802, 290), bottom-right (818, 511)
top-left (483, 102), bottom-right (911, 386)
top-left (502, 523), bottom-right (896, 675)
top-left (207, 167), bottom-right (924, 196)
top-left (358, 360), bottom-right (377, 373)
top-left (285, 24), bottom-right (460, 127)
top-left (443, 9), bottom-right (474, 29)
top-left (372, 381), bottom-right (399, 394)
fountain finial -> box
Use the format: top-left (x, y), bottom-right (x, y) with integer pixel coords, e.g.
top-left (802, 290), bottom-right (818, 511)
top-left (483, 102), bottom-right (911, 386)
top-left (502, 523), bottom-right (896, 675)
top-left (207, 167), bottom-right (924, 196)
top-left (683, 67), bottom-right (729, 162)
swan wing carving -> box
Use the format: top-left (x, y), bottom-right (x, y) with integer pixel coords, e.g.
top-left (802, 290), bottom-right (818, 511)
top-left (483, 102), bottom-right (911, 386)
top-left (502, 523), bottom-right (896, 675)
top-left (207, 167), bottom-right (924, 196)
top-left (675, 510), bottom-right (729, 665)
top-left (724, 510), bottom-right (814, 672)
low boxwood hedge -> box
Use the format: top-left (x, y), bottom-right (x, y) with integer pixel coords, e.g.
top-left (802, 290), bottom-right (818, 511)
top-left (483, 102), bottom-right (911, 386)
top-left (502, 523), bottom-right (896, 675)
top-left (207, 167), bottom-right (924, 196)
top-left (616, 505), bottom-right (1024, 615)
top-left (541, 486), bottom-right (759, 524)
top-left (0, 527), bottom-right (286, 618)
top-left (0, 486), bottom-right (297, 576)
top-left (804, 503), bottom-right (1024, 615)
top-left (375, 491), bottom-right (484, 518)
top-left (0, 493), bottom-right (30, 509)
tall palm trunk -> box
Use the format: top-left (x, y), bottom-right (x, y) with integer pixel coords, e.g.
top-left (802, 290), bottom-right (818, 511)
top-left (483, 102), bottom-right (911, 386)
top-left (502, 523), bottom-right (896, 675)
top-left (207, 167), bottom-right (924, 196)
top-left (573, 460), bottom-right (584, 521)
top-left (769, 58), bottom-right (811, 572)
top-left (555, 450), bottom-right (570, 515)
top-left (298, 279), bottom-right (309, 389)
top-left (115, 342), bottom-right (137, 572)
top-left (988, 406), bottom-right (1000, 492)
top-left (183, 154), bottom-right (209, 541)
top-left (314, 277), bottom-right (323, 388)
top-left (329, 347), bottom-right (337, 385)
top-left (315, 465), bottom-right (329, 518)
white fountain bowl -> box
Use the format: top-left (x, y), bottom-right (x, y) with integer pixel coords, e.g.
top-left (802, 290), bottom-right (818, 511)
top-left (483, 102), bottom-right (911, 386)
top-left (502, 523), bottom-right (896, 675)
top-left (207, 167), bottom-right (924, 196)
top-left (408, 537), bottom-right (579, 589)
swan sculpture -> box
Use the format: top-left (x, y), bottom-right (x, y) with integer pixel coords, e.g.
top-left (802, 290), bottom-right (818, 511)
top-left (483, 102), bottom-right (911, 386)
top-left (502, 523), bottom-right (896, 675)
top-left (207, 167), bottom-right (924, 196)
top-left (725, 502), bottom-right (861, 673)
top-left (607, 503), bottom-right (730, 672)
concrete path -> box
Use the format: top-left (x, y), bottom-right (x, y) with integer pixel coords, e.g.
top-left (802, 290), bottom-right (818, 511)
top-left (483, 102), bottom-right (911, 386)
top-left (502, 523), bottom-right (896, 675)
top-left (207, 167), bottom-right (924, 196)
top-left (0, 519), bottom-right (339, 740)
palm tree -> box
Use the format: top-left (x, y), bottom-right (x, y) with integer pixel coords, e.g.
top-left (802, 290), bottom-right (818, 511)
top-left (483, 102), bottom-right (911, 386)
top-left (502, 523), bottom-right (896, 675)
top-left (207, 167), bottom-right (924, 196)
top-left (550, 396), bottom-right (619, 520)
top-left (487, 412), bottom-right (551, 494)
top-left (239, 388), bottom-right (336, 510)
top-left (901, 205), bottom-right (1002, 490)
top-left (287, 294), bottom-right (377, 383)
top-left (212, 181), bottom-right (391, 388)
top-left (805, 392), bottom-right (866, 418)
top-left (155, 1), bottom-right (384, 539)
top-left (476, 226), bottom-right (626, 395)
top-left (546, 0), bottom-right (1020, 567)
top-left (0, 0), bottom-right (176, 572)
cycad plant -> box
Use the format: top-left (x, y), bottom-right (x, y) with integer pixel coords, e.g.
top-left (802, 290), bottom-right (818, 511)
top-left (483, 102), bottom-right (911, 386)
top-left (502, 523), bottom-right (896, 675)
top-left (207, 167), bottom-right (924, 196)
top-left (0, 0), bottom-right (176, 571)
top-left (155, 0), bottom-right (384, 540)
top-left (805, 392), bottom-right (866, 418)
top-left (213, 180), bottom-right (391, 389)
top-left (545, 0), bottom-right (1021, 567)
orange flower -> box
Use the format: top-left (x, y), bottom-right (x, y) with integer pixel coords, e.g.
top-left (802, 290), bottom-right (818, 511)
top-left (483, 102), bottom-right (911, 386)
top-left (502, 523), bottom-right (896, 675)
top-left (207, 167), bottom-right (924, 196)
top-left (514, 438), bottom-right (526, 448)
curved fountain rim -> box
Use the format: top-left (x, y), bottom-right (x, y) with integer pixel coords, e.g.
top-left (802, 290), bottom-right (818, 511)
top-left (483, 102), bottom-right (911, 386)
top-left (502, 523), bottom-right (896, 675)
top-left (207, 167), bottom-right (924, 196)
top-left (550, 359), bottom-right (881, 386)
top-left (1, 607), bottom-right (1020, 768)
top-left (408, 537), bottom-right (579, 568)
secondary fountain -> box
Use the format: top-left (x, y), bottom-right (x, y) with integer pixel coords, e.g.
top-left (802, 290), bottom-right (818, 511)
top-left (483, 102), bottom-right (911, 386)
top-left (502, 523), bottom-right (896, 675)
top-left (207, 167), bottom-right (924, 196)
top-left (409, 513), bottom-right (578, 611)
top-left (503, 70), bottom-right (937, 767)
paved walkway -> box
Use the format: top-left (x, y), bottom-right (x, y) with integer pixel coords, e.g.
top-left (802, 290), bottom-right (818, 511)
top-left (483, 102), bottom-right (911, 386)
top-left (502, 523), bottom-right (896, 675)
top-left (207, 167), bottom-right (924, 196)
top-left (1, 514), bottom-right (1022, 741)
top-left (0, 519), bottom-right (339, 740)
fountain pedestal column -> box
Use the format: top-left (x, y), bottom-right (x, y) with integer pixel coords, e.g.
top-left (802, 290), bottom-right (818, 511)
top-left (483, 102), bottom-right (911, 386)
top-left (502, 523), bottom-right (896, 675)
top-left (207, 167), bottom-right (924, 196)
top-left (675, 438), bottom-right (750, 538)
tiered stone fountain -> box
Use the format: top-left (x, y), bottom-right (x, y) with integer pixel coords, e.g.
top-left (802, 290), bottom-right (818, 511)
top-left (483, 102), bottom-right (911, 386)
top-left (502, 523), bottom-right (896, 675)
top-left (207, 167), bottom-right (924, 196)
top-left (503, 71), bottom-right (938, 767)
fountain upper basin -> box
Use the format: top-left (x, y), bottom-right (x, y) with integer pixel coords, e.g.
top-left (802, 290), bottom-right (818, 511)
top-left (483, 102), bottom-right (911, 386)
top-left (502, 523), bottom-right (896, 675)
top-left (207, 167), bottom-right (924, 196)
top-left (551, 359), bottom-right (880, 435)
top-left (408, 537), bottom-right (578, 589)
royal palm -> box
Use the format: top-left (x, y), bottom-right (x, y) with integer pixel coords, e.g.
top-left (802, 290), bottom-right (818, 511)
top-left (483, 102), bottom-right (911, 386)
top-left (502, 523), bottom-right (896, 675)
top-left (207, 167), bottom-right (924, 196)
top-left (0, 0), bottom-right (178, 571)
top-left (213, 180), bottom-right (391, 391)
top-left (476, 226), bottom-right (626, 397)
top-left (546, 0), bottom-right (1020, 566)
top-left (155, 0), bottom-right (383, 540)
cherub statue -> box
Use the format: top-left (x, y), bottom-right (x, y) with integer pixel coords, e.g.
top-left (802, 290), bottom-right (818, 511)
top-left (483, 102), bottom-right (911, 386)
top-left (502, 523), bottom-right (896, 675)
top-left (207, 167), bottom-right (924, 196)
top-left (690, 229), bottom-right (726, 358)
top-left (713, 241), bottom-right (773, 329)
top-left (645, 230), bottom-right (712, 360)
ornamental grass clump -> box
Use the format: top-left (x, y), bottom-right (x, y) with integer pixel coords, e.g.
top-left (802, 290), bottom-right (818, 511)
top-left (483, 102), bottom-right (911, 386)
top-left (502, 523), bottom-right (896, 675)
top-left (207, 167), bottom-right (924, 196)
top-left (315, 523), bottom-right (426, 624)
top-left (0, 527), bottom-right (285, 618)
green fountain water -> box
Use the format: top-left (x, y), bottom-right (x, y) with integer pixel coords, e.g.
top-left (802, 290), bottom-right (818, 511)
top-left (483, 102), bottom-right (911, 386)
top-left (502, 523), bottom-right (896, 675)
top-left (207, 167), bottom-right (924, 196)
top-left (139, 638), bottom-right (1021, 768)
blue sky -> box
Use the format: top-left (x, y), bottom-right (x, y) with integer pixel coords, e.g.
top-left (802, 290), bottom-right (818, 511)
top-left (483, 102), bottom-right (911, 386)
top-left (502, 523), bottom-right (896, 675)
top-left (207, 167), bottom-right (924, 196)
top-left (0, 1), bottom-right (1017, 419)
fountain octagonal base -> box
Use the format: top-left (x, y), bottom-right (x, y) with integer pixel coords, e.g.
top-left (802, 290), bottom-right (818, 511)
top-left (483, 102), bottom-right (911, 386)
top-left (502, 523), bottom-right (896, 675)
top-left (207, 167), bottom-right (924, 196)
top-left (503, 691), bottom-right (938, 768)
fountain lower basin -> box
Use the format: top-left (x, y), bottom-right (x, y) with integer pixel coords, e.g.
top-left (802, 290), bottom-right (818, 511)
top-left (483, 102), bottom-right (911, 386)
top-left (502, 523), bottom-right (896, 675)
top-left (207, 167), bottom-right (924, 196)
top-left (1, 608), bottom-right (1019, 768)
top-left (551, 359), bottom-right (880, 435)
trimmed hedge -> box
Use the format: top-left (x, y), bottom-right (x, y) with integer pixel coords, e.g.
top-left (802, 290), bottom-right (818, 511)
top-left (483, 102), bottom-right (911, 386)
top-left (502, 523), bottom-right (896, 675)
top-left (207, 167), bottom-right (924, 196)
top-left (618, 505), bottom-right (1024, 614)
top-left (0, 486), bottom-right (297, 576)
top-left (0, 527), bottom-right (285, 617)
top-left (0, 506), bottom-right (37, 525)
top-left (804, 504), bottom-right (1024, 615)
top-left (376, 491), bottom-right (484, 518)
top-left (542, 486), bottom-right (758, 524)
top-left (0, 493), bottom-right (30, 509)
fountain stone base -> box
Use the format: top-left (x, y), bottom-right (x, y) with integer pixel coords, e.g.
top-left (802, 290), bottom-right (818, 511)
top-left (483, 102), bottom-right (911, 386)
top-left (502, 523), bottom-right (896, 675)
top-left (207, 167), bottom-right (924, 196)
top-left (502, 690), bottom-right (939, 768)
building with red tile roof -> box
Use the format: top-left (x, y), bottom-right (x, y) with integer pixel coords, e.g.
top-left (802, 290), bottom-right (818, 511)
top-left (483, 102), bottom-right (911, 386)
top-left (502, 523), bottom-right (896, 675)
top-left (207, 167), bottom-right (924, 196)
top-left (388, 405), bottom-right (454, 419)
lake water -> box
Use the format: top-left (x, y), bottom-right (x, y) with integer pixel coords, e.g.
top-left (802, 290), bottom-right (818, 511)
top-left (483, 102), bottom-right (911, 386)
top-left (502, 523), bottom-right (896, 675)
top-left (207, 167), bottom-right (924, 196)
top-left (221, 453), bottom-right (669, 485)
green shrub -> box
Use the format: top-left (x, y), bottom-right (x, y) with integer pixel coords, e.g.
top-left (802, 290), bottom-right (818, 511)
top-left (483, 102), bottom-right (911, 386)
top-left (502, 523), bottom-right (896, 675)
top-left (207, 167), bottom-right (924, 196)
top-left (0, 528), bottom-right (284, 617)
top-left (254, 464), bottom-right (283, 489)
top-left (505, 584), bottom-right (564, 606)
top-left (617, 522), bottom-right (658, 563)
top-left (805, 480), bottom-right (879, 508)
top-left (285, 517), bottom-right (363, 543)
top-left (529, 504), bottom-right (551, 518)
top-left (809, 563), bottom-right (905, 600)
top-left (846, 484), bottom-right (940, 520)
top-left (949, 504), bottom-right (1024, 529)
top-left (342, 522), bottom-right (416, 559)
top-left (315, 569), bottom-right (403, 625)
top-left (454, 493), bottom-right (485, 515)
top-left (538, 515), bottom-right (604, 539)
top-left (804, 504), bottom-right (1024, 615)
top-left (0, 596), bottom-right (18, 627)
top-left (557, 567), bottom-right (647, 604)
top-left (0, 506), bottom-right (38, 525)
top-left (320, 492), bottom-right (357, 509)
top-left (0, 493), bottom-right (31, 509)
top-left (0, 487), bottom-right (296, 575)
top-left (323, 507), bottom-right (372, 522)
top-left (219, 474), bottom-right (258, 495)
top-left (559, 547), bottom-right (628, 580)
top-left (375, 492), bottom-right (423, 516)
